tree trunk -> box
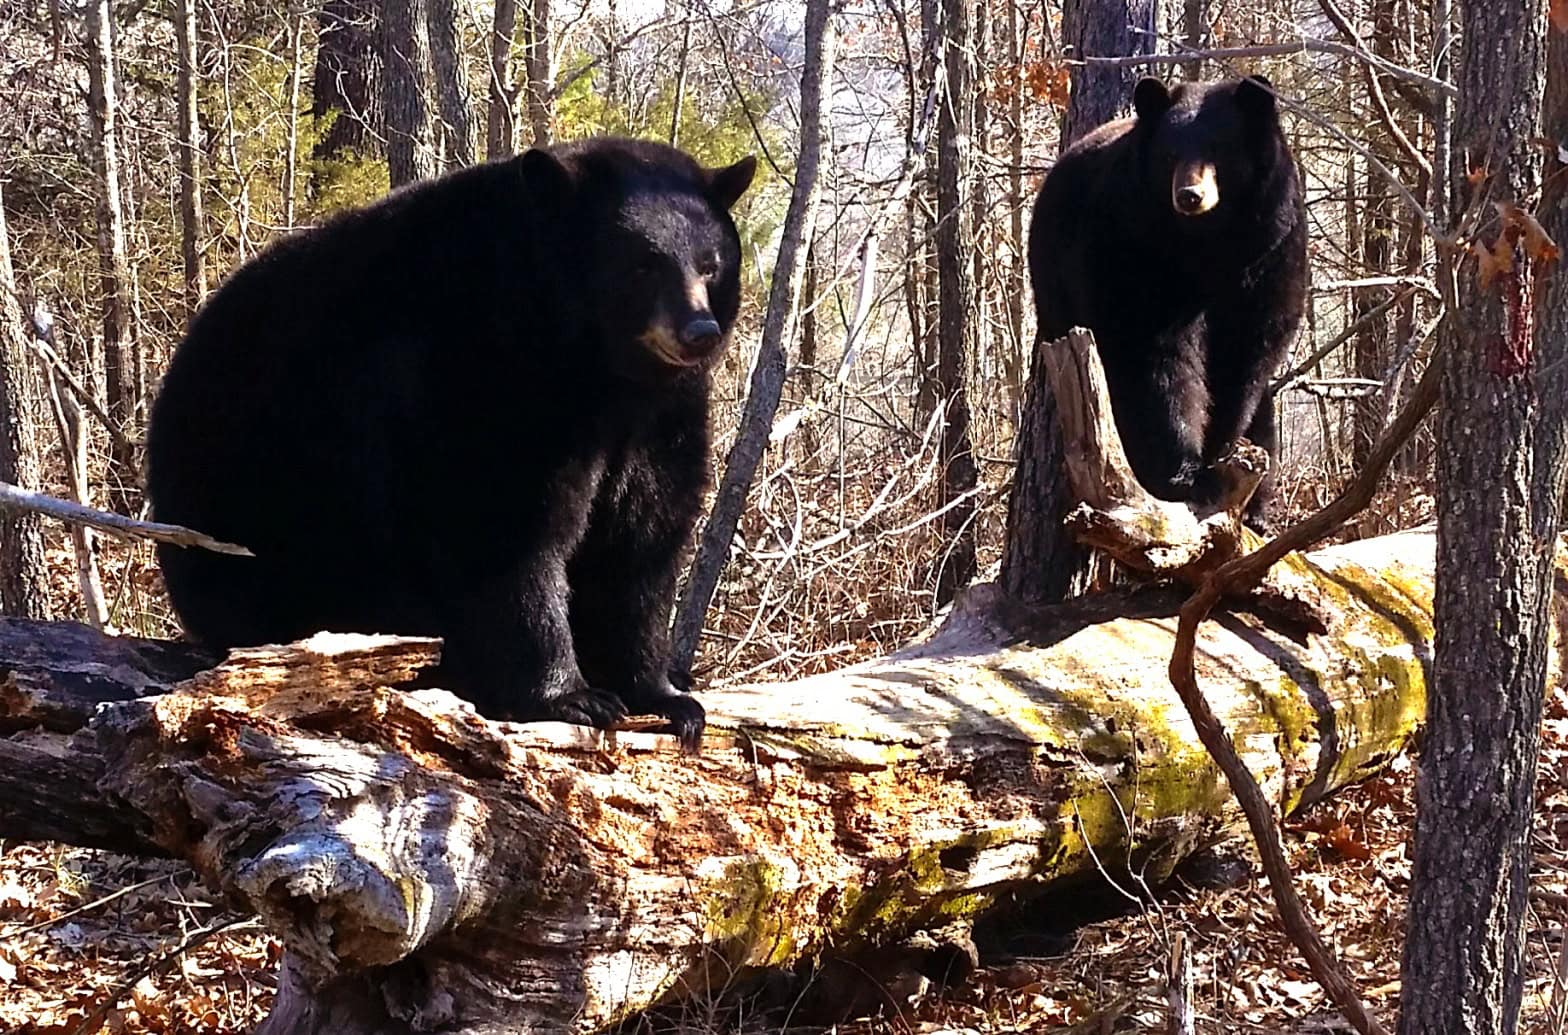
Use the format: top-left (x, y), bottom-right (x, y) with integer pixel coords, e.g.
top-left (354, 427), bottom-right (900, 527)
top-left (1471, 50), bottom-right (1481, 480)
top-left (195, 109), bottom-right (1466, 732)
top-left (283, 3), bottom-right (306, 228)
top-left (669, 0), bottom-right (837, 677)
top-left (1003, 0), bottom-right (1027, 409)
top-left (1180, 0), bottom-right (1204, 80)
top-left (312, 0), bottom-right (383, 161)
top-left (934, 0), bottom-right (978, 604)
top-left (0, 183), bottom-right (51, 620)
top-left (1397, 1), bottom-right (1563, 1030)
top-left (1001, 0), bottom-right (1157, 604)
top-left (173, 0), bottom-right (208, 315)
top-left (425, 0), bottom-right (476, 167)
top-left (83, 0), bottom-right (137, 515)
top-left (521, 0), bottom-right (553, 146)
top-left (486, 0), bottom-right (518, 160)
top-left (382, 0), bottom-right (436, 187)
top-left (1060, 0), bottom-right (1158, 147)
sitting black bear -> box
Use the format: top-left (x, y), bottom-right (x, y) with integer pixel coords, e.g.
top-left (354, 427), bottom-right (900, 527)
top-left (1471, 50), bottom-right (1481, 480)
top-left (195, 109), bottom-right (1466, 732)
top-left (146, 138), bottom-right (757, 748)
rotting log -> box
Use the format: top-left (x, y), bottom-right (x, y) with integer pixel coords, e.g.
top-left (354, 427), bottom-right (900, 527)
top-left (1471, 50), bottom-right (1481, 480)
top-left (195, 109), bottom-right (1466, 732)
top-left (0, 527), bottom-right (1442, 1033)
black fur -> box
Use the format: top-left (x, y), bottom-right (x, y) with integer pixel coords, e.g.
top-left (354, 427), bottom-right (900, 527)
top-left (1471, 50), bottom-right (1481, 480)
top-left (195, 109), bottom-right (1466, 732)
top-left (1028, 75), bottom-right (1308, 524)
top-left (146, 137), bottom-right (757, 748)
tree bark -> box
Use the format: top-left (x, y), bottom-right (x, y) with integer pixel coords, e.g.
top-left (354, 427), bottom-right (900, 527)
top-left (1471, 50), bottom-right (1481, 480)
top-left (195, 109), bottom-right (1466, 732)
top-left (425, 0), bottom-right (476, 167)
top-left (934, 0), bottom-right (978, 604)
top-left (521, 0), bottom-right (554, 145)
top-left (0, 183), bottom-right (51, 619)
top-left (486, 0), bottom-right (518, 160)
top-left (382, 0), bottom-right (436, 187)
top-left (1397, 1), bottom-right (1563, 1030)
top-left (669, 0), bottom-right (837, 677)
top-left (83, 0), bottom-right (137, 514)
top-left (1060, 0), bottom-right (1158, 147)
top-left (173, 0), bottom-right (208, 314)
top-left (283, 3), bottom-right (306, 228)
top-left (1001, 0), bottom-right (1157, 604)
top-left (312, 0), bottom-right (383, 161)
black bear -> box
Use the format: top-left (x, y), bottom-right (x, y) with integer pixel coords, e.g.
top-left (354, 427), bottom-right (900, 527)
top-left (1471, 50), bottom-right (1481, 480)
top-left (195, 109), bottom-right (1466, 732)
top-left (146, 138), bottom-right (757, 748)
top-left (1028, 75), bottom-right (1308, 523)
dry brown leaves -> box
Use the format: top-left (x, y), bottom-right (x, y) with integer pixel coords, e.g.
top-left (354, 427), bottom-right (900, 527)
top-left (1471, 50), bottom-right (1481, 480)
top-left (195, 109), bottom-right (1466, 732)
top-left (0, 847), bottom-right (277, 1035)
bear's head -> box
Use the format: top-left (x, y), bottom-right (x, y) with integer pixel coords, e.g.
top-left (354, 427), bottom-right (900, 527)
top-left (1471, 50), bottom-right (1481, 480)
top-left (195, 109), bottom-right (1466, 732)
top-left (520, 138), bottom-right (757, 380)
top-left (1132, 75), bottom-right (1289, 234)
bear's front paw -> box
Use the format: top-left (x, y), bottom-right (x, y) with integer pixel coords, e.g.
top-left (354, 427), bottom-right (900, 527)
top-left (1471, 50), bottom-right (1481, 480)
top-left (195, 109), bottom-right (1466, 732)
top-left (623, 683), bottom-right (707, 752)
top-left (533, 686), bottom-right (629, 730)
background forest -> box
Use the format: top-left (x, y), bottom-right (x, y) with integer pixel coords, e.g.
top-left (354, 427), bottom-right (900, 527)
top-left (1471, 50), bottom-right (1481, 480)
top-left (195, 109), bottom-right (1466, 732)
top-left (0, 0), bottom-right (1553, 1031)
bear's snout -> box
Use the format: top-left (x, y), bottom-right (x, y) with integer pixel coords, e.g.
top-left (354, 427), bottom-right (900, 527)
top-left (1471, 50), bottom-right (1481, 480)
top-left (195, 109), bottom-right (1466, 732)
top-left (1172, 160), bottom-right (1219, 216)
top-left (679, 317), bottom-right (724, 358)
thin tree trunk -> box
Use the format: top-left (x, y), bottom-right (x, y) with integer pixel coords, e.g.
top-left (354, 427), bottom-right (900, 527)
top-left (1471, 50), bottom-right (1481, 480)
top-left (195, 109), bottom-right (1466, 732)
top-left (84, 0), bottom-right (137, 514)
top-left (283, 3), bottom-right (306, 228)
top-left (1003, 0), bottom-right (1026, 409)
top-left (1352, 163), bottom-right (1390, 472)
top-left (521, 0), bottom-right (553, 146)
top-left (1180, 0), bottom-right (1204, 80)
top-left (1397, 0), bottom-right (1562, 1029)
top-left (668, 10), bottom-right (692, 147)
top-left (1001, 1), bottom-right (1154, 604)
top-left (42, 348), bottom-right (109, 629)
top-left (312, 0), bottom-right (383, 162)
top-left (0, 184), bottom-right (51, 619)
top-left (934, 0), bottom-right (978, 604)
top-left (669, 0), bottom-right (838, 677)
top-left (174, 0), bottom-right (208, 314)
top-left (382, 0), bottom-right (436, 187)
top-left (426, 0), bottom-right (476, 167)
top-left (486, 0), bottom-right (518, 160)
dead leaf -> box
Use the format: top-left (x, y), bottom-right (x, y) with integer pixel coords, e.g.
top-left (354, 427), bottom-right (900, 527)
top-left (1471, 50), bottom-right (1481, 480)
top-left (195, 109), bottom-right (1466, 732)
top-left (1474, 234), bottom-right (1514, 291)
top-left (1325, 822), bottom-right (1374, 861)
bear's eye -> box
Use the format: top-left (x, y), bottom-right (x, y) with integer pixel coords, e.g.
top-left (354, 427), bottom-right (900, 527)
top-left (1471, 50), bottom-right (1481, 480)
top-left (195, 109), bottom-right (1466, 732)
top-left (632, 256), bottom-right (660, 279)
top-left (697, 253), bottom-right (721, 279)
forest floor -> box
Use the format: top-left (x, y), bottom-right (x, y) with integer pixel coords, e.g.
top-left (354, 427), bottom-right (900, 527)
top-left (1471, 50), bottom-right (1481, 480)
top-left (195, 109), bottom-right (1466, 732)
top-left (10, 479), bottom-right (1560, 1035)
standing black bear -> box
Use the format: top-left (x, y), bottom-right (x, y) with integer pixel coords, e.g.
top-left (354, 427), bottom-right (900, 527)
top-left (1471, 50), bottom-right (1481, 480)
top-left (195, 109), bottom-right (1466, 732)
top-left (146, 138), bottom-right (757, 748)
top-left (1029, 75), bottom-right (1308, 523)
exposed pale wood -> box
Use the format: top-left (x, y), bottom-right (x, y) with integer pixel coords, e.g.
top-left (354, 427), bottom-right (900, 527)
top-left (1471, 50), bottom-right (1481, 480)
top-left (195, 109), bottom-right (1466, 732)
top-left (0, 522), bottom-right (1438, 1031)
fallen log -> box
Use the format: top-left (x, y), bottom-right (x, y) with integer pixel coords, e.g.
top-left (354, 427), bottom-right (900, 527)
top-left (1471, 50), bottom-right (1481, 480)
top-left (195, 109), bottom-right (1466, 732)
top-left (0, 329), bottom-right (1475, 1032)
top-left (0, 523), bottom-right (1439, 1033)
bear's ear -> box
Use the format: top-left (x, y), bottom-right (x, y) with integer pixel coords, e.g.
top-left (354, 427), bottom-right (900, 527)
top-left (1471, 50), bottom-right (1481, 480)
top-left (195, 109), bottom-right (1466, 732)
top-left (704, 156), bottom-right (758, 211)
top-left (1133, 77), bottom-right (1172, 122)
top-left (518, 148), bottom-right (573, 203)
top-left (1237, 75), bottom-right (1277, 119)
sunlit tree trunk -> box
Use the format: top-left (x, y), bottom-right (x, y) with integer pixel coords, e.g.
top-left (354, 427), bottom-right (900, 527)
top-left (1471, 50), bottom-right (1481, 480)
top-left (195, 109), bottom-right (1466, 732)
top-left (669, 0), bottom-right (837, 677)
top-left (486, 0), bottom-right (518, 159)
top-left (521, 0), bottom-right (554, 145)
top-left (0, 183), bottom-right (51, 619)
top-left (934, 0), bottom-right (978, 604)
top-left (383, 0), bottom-right (436, 186)
top-left (283, 2), bottom-right (306, 227)
top-left (1397, 2), bottom-right (1565, 1031)
top-left (84, 0), bottom-right (137, 514)
top-left (174, 0), bottom-right (208, 314)
top-left (426, 0), bottom-right (476, 167)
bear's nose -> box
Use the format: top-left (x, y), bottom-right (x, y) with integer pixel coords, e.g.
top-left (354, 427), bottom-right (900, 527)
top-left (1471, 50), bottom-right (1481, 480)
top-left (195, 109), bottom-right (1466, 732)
top-left (680, 317), bottom-right (724, 357)
top-left (1175, 186), bottom-right (1206, 214)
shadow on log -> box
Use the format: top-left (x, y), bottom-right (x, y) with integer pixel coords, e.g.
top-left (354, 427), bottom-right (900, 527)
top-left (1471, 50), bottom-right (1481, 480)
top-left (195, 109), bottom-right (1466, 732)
top-left (0, 331), bottom-right (1465, 1033)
